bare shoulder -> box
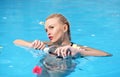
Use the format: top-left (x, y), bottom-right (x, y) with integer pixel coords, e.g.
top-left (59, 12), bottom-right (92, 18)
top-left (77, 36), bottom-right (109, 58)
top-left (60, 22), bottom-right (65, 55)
top-left (72, 43), bottom-right (112, 57)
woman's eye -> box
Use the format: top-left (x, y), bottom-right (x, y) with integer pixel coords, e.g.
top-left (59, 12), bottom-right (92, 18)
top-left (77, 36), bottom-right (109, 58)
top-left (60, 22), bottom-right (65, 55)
top-left (50, 26), bottom-right (54, 29)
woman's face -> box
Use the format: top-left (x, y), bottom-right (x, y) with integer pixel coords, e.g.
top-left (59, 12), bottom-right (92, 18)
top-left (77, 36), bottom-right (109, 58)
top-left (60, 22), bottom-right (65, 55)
top-left (45, 18), bottom-right (65, 43)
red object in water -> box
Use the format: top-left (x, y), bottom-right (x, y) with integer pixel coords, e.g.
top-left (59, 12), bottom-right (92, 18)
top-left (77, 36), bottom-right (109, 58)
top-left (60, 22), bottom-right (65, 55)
top-left (32, 65), bottom-right (42, 74)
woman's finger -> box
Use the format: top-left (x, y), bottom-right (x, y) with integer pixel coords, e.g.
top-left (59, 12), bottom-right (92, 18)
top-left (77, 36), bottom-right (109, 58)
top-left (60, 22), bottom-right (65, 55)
top-left (31, 40), bottom-right (38, 49)
top-left (55, 48), bottom-right (61, 56)
top-left (38, 41), bottom-right (45, 50)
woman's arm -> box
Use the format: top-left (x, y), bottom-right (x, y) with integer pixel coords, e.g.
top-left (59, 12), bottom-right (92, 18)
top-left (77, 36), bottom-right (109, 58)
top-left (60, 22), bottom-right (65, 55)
top-left (13, 39), bottom-right (52, 48)
top-left (13, 39), bottom-right (32, 47)
top-left (77, 46), bottom-right (112, 57)
top-left (71, 44), bottom-right (112, 57)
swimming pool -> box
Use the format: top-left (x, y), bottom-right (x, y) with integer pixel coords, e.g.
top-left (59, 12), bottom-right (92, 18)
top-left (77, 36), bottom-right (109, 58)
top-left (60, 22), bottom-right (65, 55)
top-left (0, 0), bottom-right (120, 77)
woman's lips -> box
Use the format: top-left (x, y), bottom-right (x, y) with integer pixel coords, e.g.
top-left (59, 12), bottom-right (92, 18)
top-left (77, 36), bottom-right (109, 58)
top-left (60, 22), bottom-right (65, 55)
top-left (49, 36), bottom-right (53, 40)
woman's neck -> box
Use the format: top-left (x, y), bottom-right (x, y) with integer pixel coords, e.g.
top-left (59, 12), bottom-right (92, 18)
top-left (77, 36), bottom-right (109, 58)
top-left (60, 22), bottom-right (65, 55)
top-left (52, 41), bottom-right (71, 47)
top-left (53, 35), bottom-right (71, 46)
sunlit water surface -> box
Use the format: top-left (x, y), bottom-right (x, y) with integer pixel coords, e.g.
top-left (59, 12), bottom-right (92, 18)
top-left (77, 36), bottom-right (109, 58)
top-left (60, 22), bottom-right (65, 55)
top-left (0, 0), bottom-right (120, 77)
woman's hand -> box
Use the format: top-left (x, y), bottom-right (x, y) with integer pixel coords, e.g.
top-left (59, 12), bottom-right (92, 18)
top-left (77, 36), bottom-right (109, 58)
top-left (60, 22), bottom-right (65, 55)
top-left (31, 40), bottom-right (46, 50)
top-left (54, 45), bottom-right (86, 58)
top-left (54, 46), bottom-right (72, 58)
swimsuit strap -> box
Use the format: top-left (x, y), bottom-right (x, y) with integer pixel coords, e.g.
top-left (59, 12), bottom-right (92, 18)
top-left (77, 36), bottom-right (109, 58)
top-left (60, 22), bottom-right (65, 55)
top-left (71, 42), bottom-right (80, 49)
top-left (70, 42), bottom-right (74, 46)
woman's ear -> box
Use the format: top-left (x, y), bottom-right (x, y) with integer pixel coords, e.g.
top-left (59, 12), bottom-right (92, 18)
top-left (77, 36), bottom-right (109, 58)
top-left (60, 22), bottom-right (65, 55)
top-left (63, 24), bottom-right (68, 33)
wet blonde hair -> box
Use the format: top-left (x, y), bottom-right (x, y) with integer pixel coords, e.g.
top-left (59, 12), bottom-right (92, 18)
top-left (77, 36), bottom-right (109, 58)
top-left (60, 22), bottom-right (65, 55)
top-left (46, 14), bottom-right (71, 40)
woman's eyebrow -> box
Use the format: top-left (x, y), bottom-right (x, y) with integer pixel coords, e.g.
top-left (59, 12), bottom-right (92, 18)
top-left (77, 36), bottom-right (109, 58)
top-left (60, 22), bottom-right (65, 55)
top-left (45, 24), bottom-right (54, 29)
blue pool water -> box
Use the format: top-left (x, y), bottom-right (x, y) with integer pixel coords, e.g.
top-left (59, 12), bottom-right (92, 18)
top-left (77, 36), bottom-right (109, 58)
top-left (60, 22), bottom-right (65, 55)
top-left (0, 0), bottom-right (120, 77)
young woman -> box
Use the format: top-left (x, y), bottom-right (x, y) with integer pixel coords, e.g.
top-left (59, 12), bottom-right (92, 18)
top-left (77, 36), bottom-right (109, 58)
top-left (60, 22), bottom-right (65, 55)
top-left (14, 14), bottom-right (111, 77)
